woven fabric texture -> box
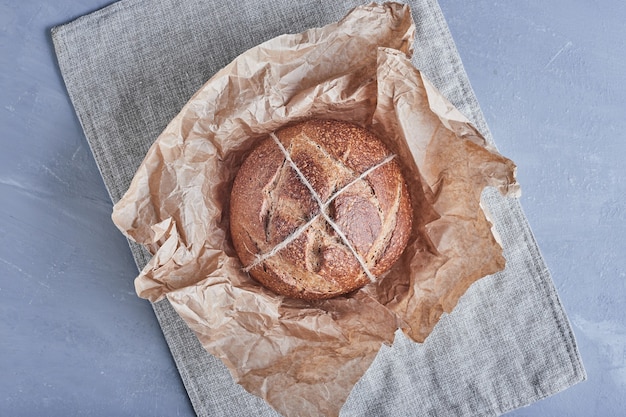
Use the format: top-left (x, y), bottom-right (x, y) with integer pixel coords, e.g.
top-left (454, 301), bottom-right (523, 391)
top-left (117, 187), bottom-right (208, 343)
top-left (52, 0), bottom-right (586, 415)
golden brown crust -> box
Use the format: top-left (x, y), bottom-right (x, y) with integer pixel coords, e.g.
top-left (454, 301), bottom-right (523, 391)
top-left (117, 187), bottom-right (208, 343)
top-left (230, 119), bottom-right (412, 299)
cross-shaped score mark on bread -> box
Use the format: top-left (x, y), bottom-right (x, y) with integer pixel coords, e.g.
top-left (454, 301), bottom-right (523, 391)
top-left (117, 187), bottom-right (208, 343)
top-left (243, 131), bottom-right (396, 283)
top-left (230, 119), bottom-right (413, 300)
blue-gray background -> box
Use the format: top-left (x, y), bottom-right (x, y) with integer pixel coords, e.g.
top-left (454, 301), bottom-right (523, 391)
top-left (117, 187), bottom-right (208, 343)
top-left (1, 1), bottom-right (624, 415)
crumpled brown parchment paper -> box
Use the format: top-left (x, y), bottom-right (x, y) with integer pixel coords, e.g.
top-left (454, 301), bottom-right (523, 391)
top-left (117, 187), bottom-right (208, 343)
top-left (111, 3), bottom-right (519, 417)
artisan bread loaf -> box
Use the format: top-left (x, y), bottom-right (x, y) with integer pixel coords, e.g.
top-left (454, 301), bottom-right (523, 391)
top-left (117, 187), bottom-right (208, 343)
top-left (229, 119), bottom-right (412, 299)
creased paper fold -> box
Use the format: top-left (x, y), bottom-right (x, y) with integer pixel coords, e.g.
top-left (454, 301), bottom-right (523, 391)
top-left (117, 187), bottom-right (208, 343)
top-left (112, 3), bottom-right (519, 416)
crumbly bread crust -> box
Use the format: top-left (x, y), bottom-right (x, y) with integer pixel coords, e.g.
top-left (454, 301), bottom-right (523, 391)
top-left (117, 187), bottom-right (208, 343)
top-left (230, 119), bottom-right (412, 299)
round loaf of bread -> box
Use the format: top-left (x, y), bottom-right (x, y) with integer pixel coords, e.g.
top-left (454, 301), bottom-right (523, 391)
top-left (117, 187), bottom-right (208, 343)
top-left (230, 119), bottom-right (412, 300)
